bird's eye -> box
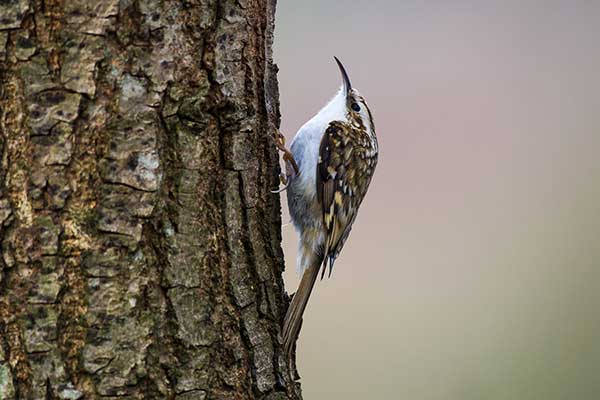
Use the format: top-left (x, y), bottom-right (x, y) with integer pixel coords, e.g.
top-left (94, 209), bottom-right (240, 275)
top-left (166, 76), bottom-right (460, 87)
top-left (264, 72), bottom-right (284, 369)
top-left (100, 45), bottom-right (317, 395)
top-left (351, 102), bottom-right (361, 112)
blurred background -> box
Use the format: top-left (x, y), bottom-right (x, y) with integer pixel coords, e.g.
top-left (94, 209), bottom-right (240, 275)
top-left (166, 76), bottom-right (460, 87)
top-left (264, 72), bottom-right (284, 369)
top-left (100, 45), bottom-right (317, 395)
top-left (274, 1), bottom-right (600, 399)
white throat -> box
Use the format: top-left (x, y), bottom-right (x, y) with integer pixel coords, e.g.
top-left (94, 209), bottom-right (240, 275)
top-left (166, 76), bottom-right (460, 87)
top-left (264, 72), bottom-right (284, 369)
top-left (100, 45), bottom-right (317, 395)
top-left (289, 87), bottom-right (347, 227)
top-left (309, 86), bottom-right (348, 129)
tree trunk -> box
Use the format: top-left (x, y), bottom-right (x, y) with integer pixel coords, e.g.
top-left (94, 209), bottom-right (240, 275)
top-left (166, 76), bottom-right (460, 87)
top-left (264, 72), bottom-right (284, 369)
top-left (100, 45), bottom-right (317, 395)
top-left (0, 1), bottom-right (299, 399)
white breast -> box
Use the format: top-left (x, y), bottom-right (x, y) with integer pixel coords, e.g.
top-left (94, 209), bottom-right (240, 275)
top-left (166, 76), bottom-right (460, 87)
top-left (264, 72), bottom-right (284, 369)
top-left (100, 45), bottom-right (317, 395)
top-left (290, 87), bottom-right (347, 197)
top-left (287, 87), bottom-right (348, 274)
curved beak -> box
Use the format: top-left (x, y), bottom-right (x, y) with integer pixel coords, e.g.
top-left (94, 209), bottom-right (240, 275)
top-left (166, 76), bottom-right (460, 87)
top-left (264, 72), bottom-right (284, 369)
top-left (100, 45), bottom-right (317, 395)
top-left (334, 56), bottom-right (352, 94)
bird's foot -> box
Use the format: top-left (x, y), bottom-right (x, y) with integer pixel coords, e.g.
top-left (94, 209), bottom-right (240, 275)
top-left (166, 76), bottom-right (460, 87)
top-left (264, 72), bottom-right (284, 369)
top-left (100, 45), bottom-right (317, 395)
top-left (272, 129), bottom-right (299, 193)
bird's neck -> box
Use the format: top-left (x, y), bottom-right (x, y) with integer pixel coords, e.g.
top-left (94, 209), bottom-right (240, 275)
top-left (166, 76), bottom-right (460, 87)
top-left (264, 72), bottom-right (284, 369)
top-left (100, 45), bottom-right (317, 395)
top-left (311, 87), bottom-right (348, 128)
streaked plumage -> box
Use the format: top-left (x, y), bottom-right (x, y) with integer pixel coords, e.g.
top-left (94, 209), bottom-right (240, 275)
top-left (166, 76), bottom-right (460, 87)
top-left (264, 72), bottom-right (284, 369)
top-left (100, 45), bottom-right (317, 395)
top-left (282, 58), bottom-right (378, 355)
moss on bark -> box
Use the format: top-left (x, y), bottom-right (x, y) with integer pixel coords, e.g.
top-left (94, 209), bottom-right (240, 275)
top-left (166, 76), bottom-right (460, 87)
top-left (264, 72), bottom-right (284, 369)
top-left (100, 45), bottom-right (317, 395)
top-left (0, 0), bottom-right (298, 398)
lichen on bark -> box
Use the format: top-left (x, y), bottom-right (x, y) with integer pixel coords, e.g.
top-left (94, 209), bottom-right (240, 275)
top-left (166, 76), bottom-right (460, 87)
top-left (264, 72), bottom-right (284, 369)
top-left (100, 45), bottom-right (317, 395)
top-left (0, 0), bottom-right (299, 399)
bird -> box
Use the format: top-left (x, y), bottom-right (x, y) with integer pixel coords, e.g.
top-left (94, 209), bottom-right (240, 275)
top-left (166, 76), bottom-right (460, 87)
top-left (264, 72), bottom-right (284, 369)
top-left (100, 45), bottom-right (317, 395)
top-left (281, 57), bottom-right (378, 356)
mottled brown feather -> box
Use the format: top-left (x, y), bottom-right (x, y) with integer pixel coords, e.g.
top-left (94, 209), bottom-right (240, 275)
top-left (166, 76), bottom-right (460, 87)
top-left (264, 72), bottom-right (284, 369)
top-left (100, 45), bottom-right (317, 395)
top-left (317, 120), bottom-right (378, 278)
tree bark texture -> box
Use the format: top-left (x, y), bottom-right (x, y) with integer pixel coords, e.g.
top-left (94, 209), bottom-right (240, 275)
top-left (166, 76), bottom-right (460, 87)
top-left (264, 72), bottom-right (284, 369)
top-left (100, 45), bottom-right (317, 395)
top-left (0, 0), bottom-right (298, 399)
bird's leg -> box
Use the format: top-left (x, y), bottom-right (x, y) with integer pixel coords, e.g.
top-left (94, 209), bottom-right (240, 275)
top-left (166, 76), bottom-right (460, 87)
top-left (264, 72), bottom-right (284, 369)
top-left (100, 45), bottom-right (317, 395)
top-left (272, 129), bottom-right (299, 193)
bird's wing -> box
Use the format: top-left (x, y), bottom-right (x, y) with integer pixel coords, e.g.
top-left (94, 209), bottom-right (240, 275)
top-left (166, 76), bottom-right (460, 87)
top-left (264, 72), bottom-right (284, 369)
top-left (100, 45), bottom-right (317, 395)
top-left (317, 121), bottom-right (377, 278)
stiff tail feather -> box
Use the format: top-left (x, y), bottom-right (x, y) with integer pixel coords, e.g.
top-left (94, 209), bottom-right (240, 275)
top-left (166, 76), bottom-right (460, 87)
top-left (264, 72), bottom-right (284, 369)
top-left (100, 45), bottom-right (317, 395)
top-left (282, 262), bottom-right (321, 355)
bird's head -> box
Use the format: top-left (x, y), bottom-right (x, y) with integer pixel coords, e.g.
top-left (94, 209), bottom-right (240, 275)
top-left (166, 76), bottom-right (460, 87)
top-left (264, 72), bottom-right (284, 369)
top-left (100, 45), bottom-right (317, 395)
top-left (333, 57), bottom-right (375, 136)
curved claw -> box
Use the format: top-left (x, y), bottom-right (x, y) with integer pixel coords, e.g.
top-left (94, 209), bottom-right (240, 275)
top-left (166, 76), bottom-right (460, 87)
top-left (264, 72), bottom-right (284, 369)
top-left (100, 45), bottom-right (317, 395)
top-left (271, 129), bottom-right (300, 194)
top-left (271, 170), bottom-right (296, 194)
top-left (271, 182), bottom-right (291, 194)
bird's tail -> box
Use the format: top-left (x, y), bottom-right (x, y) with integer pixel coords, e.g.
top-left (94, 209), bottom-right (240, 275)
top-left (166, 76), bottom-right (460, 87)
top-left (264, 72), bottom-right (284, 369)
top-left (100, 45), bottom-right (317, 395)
top-left (282, 262), bottom-right (321, 355)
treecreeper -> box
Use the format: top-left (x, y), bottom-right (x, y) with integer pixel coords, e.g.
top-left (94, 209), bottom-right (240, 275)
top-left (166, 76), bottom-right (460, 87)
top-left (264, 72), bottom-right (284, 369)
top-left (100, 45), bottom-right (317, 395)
top-left (276, 58), bottom-right (379, 358)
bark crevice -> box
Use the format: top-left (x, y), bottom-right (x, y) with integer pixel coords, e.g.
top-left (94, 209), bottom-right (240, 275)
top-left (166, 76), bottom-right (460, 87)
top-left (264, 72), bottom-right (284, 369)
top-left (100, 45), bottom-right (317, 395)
top-left (1, 0), bottom-right (300, 399)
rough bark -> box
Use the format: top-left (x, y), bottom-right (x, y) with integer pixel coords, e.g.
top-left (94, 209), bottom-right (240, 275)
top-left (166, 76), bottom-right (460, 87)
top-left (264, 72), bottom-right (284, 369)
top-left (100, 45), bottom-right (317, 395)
top-left (0, 0), bottom-right (299, 399)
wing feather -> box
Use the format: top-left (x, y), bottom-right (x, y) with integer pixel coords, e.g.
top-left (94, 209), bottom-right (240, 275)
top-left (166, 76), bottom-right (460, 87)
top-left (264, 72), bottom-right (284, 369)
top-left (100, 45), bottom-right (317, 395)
top-left (316, 121), bottom-right (377, 278)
